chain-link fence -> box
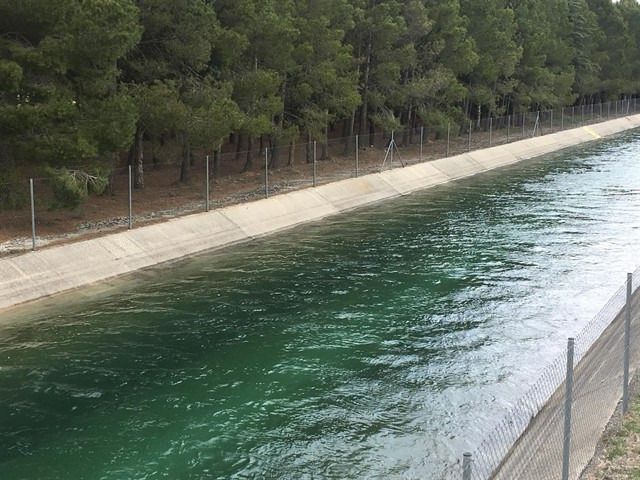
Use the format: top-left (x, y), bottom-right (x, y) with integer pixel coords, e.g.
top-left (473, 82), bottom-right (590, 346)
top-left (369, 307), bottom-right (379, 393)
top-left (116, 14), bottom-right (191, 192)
top-left (444, 265), bottom-right (640, 480)
top-left (0, 99), bottom-right (638, 254)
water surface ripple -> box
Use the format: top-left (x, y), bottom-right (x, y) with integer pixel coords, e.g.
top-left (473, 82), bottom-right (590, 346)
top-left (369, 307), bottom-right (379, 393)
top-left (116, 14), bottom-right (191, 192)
top-left (2, 133), bottom-right (640, 479)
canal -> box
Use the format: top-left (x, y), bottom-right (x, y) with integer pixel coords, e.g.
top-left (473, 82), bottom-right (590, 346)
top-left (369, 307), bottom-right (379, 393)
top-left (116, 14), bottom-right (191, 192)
top-left (1, 132), bottom-right (640, 479)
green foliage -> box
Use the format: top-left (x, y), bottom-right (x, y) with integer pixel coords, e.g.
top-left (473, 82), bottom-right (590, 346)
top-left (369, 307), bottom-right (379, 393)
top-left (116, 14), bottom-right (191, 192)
top-left (46, 167), bottom-right (87, 209)
top-left (461, 0), bottom-right (522, 114)
top-left (569, 0), bottom-right (603, 97)
top-left (0, 0), bottom-right (140, 168)
top-left (587, 0), bottom-right (636, 98)
top-left (45, 167), bottom-right (109, 209)
top-left (1, 0), bottom-right (640, 203)
top-left (182, 78), bottom-right (243, 148)
top-left (510, 0), bottom-right (576, 109)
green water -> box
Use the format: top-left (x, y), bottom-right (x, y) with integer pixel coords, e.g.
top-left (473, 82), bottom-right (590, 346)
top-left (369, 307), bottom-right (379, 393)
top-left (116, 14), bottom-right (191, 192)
top-left (2, 133), bottom-right (640, 479)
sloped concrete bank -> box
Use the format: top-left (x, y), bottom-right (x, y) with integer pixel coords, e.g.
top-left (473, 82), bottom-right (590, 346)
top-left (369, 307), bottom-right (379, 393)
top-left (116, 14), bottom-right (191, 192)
top-left (2, 115), bottom-right (640, 311)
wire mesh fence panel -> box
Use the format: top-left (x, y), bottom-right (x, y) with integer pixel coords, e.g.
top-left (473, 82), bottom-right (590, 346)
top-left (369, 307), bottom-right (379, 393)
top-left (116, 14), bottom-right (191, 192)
top-left (441, 459), bottom-right (463, 479)
top-left (471, 351), bottom-right (567, 480)
top-left (127, 161), bottom-right (208, 226)
top-left (570, 322), bottom-right (625, 479)
top-left (454, 271), bottom-right (640, 480)
top-left (448, 122), bottom-right (468, 157)
top-left (490, 115), bottom-right (512, 146)
top-left (212, 150), bottom-right (267, 206)
top-left (359, 131), bottom-right (392, 173)
top-left (633, 269), bottom-right (640, 408)
top-left (316, 137), bottom-right (360, 184)
top-left (32, 177), bottom-right (64, 239)
top-left (1, 99), bottom-right (639, 255)
top-left (395, 127), bottom-right (426, 166)
top-left (0, 181), bottom-right (32, 252)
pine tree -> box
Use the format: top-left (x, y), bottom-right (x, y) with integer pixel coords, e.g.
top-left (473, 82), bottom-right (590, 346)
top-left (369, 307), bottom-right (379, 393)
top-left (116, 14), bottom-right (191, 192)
top-left (0, 0), bottom-right (140, 174)
top-left (460, 0), bottom-right (522, 117)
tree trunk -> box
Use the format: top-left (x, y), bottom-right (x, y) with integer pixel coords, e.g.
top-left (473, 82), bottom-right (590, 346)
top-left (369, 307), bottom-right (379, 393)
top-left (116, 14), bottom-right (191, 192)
top-left (369, 121), bottom-right (375, 148)
top-left (321, 119), bottom-right (329, 160)
top-left (151, 139), bottom-right (160, 169)
top-left (242, 136), bottom-right (254, 172)
top-left (133, 126), bottom-right (144, 189)
top-left (344, 109), bottom-right (356, 155)
top-left (404, 104), bottom-right (413, 145)
top-left (288, 141), bottom-right (295, 167)
top-left (306, 133), bottom-right (312, 164)
top-left (270, 136), bottom-right (279, 169)
top-left (179, 133), bottom-right (190, 183)
top-left (235, 133), bottom-right (244, 163)
top-left (359, 33), bottom-right (372, 142)
top-left (213, 145), bottom-right (221, 178)
top-left (108, 152), bottom-right (117, 196)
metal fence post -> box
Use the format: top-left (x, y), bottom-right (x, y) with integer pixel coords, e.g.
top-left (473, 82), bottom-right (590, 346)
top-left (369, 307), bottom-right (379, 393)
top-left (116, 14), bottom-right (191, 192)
top-left (264, 148), bottom-right (269, 198)
top-left (420, 126), bottom-right (424, 161)
top-left (313, 140), bottom-right (317, 187)
top-left (561, 107), bottom-right (564, 130)
top-left (624, 272), bottom-right (633, 414)
top-left (581, 104), bottom-right (584, 125)
top-left (550, 109), bottom-right (554, 131)
top-left (462, 452), bottom-right (472, 480)
top-left (446, 122), bottom-right (450, 157)
top-left (562, 337), bottom-right (575, 480)
top-left (205, 155), bottom-right (210, 212)
top-left (355, 134), bottom-right (359, 178)
top-left (29, 178), bottom-right (36, 251)
top-left (468, 120), bottom-right (472, 152)
top-left (128, 164), bottom-right (132, 230)
top-left (522, 112), bottom-right (526, 138)
top-left (507, 115), bottom-right (510, 142)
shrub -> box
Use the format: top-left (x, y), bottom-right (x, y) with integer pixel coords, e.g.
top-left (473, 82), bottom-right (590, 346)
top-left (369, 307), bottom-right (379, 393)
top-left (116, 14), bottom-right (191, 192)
top-left (45, 167), bottom-right (109, 209)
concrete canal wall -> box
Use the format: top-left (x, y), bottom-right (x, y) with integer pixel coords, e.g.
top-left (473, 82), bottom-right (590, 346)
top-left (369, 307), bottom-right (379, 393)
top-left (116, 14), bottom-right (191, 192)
top-left (2, 115), bottom-right (640, 310)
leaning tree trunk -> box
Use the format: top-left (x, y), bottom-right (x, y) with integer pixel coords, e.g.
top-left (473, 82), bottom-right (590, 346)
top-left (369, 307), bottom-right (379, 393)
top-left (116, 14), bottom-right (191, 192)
top-left (132, 126), bottom-right (144, 189)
